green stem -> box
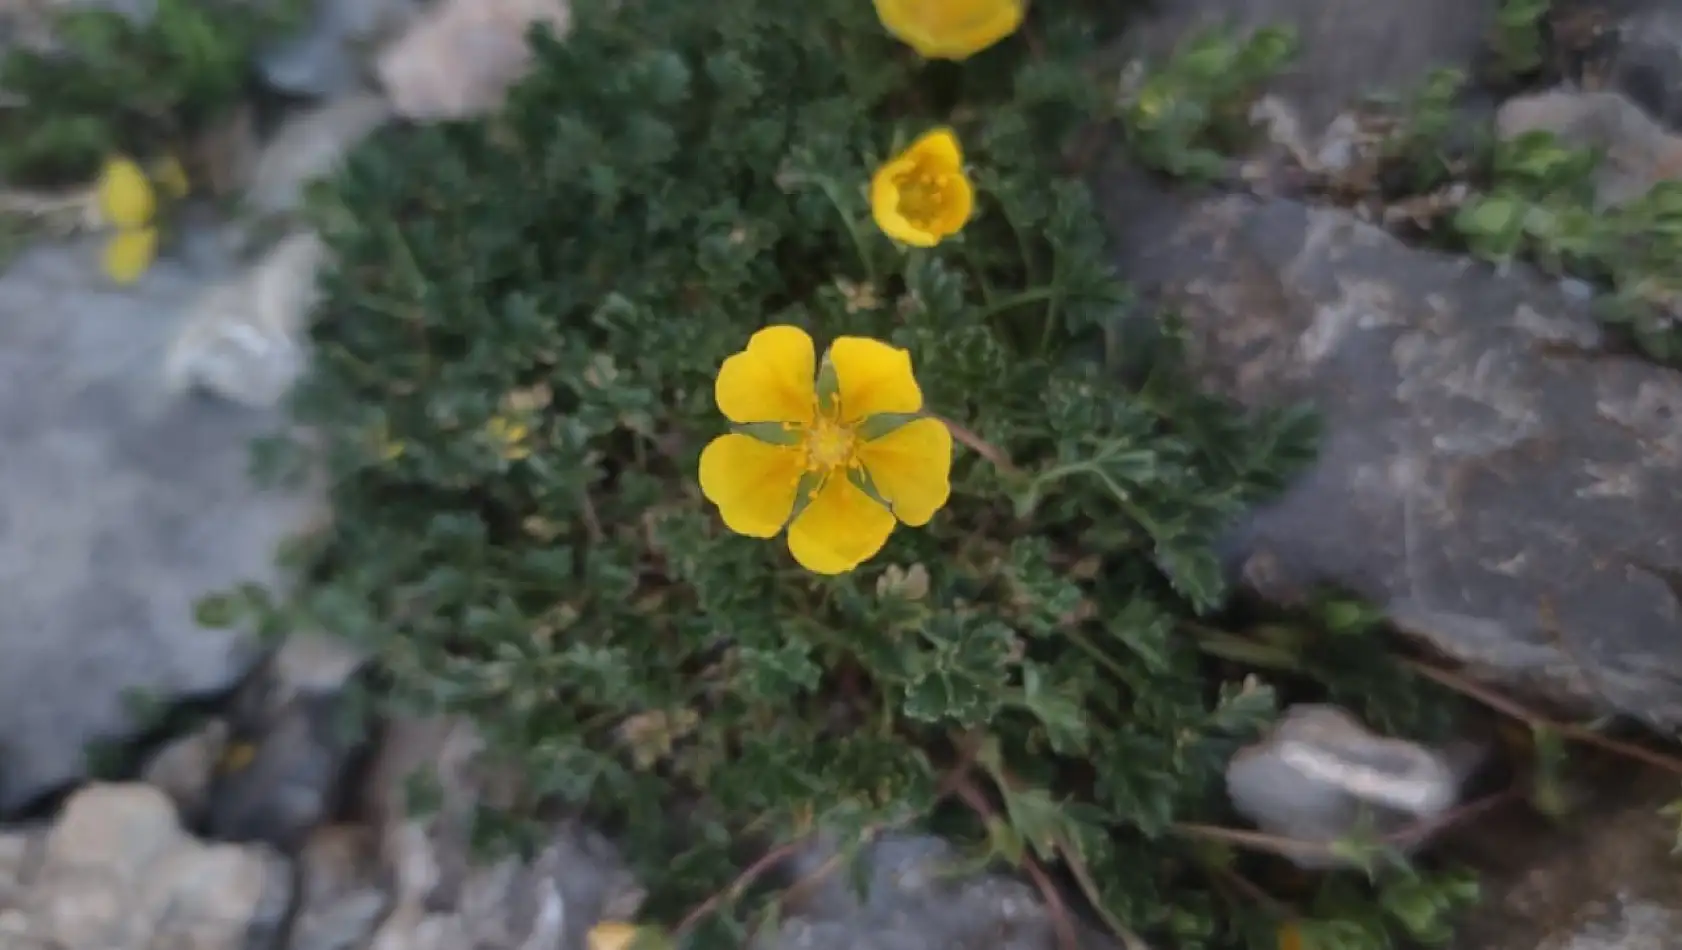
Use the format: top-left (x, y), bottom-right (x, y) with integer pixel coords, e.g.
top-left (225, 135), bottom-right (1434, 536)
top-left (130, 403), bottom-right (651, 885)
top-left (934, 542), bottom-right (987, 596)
top-left (959, 240), bottom-right (997, 306)
top-left (1061, 626), bottom-right (1144, 689)
top-left (807, 174), bottom-right (878, 285)
top-left (1037, 260), bottom-right (1063, 356)
top-left (1178, 621), bottom-right (1300, 671)
top-left (973, 286), bottom-right (1059, 321)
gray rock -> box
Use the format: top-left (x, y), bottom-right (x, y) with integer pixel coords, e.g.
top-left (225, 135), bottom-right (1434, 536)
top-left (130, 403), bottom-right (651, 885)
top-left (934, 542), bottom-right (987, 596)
top-left (1224, 704), bottom-right (1469, 869)
top-left (764, 834), bottom-right (1131, 950)
top-left (374, 0), bottom-right (572, 122)
top-left (0, 825), bottom-right (42, 911)
top-left (0, 242), bottom-right (322, 812)
top-left (141, 718), bottom-right (231, 823)
top-left (291, 824), bottom-right (392, 950)
top-left (1122, 0), bottom-right (1493, 133)
top-left (1608, 0), bottom-right (1682, 132)
top-left (166, 229), bottom-right (330, 409)
top-left (240, 94), bottom-right (393, 220)
top-left (368, 821), bottom-right (637, 950)
top-left (204, 634), bottom-right (371, 848)
top-left (0, 782), bottom-right (293, 950)
top-left (356, 716), bottom-right (642, 950)
top-left (1495, 88), bottom-right (1682, 208)
top-left (1450, 774), bottom-right (1682, 950)
top-left (257, 0), bottom-right (422, 98)
top-left (1101, 179), bottom-right (1682, 727)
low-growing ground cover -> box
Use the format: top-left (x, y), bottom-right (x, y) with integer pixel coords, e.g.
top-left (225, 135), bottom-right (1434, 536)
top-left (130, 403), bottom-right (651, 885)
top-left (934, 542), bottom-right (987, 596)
top-left (223, 1), bottom-right (1477, 947)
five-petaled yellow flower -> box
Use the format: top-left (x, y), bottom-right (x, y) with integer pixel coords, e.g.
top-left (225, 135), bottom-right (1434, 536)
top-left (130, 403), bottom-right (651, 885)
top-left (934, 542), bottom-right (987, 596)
top-left (870, 128), bottom-right (974, 248)
top-left (874, 0), bottom-right (1025, 61)
top-left (699, 325), bottom-right (953, 575)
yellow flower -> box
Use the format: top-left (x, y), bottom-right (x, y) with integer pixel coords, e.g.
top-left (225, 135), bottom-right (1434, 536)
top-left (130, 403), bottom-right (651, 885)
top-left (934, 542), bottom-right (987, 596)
top-left (874, 0), bottom-right (1024, 60)
top-left (95, 156), bottom-right (157, 230)
top-left (870, 128), bottom-right (974, 248)
top-left (101, 227), bottom-right (158, 285)
top-left (699, 325), bottom-right (953, 575)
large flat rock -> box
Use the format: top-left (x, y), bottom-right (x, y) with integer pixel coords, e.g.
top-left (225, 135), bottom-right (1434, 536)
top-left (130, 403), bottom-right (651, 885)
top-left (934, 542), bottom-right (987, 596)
top-left (1102, 177), bottom-right (1682, 726)
top-left (0, 242), bottom-right (320, 811)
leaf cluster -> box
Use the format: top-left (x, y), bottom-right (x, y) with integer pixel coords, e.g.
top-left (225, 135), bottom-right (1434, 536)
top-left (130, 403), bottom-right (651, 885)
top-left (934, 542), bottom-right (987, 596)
top-left (0, 0), bottom-right (300, 184)
top-left (1450, 127), bottom-right (1682, 364)
top-left (1117, 25), bottom-right (1297, 180)
top-left (221, 1), bottom-right (1469, 947)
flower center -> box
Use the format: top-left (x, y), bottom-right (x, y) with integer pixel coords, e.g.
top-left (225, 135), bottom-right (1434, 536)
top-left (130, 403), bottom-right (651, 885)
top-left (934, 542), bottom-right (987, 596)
top-left (896, 167), bottom-right (952, 225)
top-left (802, 417), bottom-right (857, 471)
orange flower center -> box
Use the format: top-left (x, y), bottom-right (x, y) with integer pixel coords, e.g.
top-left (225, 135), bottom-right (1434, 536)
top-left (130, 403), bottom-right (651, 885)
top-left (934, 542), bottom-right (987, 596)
top-left (894, 164), bottom-right (955, 226)
top-left (802, 416), bottom-right (857, 471)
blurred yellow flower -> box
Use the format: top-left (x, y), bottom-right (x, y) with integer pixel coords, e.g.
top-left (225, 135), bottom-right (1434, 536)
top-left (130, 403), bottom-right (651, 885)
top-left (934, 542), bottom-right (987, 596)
top-left (870, 128), bottom-right (973, 248)
top-left (874, 0), bottom-right (1024, 60)
top-left (96, 156), bottom-right (156, 230)
top-left (587, 922), bottom-right (645, 950)
top-left (699, 325), bottom-right (953, 575)
top-left (101, 227), bottom-right (159, 285)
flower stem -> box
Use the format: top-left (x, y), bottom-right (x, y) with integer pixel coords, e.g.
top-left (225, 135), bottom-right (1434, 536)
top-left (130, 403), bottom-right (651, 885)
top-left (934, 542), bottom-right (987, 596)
top-left (1062, 625), bottom-right (1144, 689)
top-left (1037, 260), bottom-right (1063, 356)
top-left (806, 174), bottom-right (878, 285)
top-left (973, 285), bottom-right (1059, 322)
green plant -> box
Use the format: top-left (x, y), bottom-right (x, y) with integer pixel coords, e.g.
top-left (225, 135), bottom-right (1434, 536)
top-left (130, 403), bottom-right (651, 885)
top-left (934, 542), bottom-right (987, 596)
top-left (1453, 131), bottom-right (1682, 364)
top-left (0, 0), bottom-right (300, 185)
top-left (1118, 25), bottom-right (1297, 180)
top-left (1486, 0), bottom-right (1552, 81)
top-left (1372, 69), bottom-right (1477, 195)
top-left (217, 1), bottom-right (1476, 947)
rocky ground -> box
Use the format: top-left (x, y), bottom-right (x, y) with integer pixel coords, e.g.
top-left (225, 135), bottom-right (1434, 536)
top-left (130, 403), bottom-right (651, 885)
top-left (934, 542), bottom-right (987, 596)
top-left (6, 0), bottom-right (1682, 949)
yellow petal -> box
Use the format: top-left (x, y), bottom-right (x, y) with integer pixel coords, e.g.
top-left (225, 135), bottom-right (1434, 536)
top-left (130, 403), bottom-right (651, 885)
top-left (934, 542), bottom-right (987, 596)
top-left (699, 433), bottom-right (804, 538)
top-left (587, 922), bottom-right (641, 950)
top-left (858, 417), bottom-right (952, 527)
top-left (102, 227), bottom-right (158, 285)
top-left (929, 169), bottom-right (974, 236)
top-left (870, 157), bottom-right (932, 246)
top-left (829, 336), bottom-right (923, 424)
top-left (715, 325), bottom-right (817, 425)
top-left (873, 0), bottom-right (1024, 60)
top-left (786, 474), bottom-right (896, 574)
top-left (870, 176), bottom-right (940, 247)
top-left (905, 127), bottom-right (963, 171)
top-left (96, 156), bottom-right (156, 229)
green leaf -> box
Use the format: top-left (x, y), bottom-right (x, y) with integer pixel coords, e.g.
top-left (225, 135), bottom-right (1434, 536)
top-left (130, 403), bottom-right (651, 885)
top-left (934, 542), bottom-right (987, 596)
top-left (738, 643), bottom-right (822, 701)
top-left (996, 784), bottom-right (1069, 861)
top-left (193, 591), bottom-right (242, 629)
top-left (1019, 664), bottom-right (1090, 753)
top-left (901, 618), bottom-right (1016, 727)
top-left (1155, 540), bottom-right (1226, 614)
